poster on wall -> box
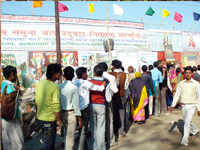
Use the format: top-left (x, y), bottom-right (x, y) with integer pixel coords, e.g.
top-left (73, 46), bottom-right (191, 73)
top-left (149, 30), bottom-right (182, 52)
top-left (117, 52), bottom-right (139, 73)
top-left (95, 51), bottom-right (117, 66)
top-left (62, 51), bottom-right (78, 68)
top-left (182, 32), bottom-right (200, 52)
top-left (1, 52), bottom-right (27, 67)
top-left (181, 52), bottom-right (200, 67)
top-left (164, 45), bottom-right (175, 61)
top-left (138, 51), bottom-right (157, 70)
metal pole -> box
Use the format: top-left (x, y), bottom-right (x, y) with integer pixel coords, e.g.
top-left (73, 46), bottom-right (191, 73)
top-left (106, 1), bottom-right (112, 66)
top-left (55, 0), bottom-right (62, 83)
top-left (194, 21), bottom-right (196, 32)
top-left (88, 2), bottom-right (90, 19)
top-left (114, 14), bottom-right (116, 20)
top-left (32, 7), bottom-right (34, 16)
top-left (161, 17), bottom-right (163, 30)
top-left (173, 20), bottom-right (175, 30)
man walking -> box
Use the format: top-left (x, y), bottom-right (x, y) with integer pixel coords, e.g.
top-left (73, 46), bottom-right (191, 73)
top-left (58, 66), bottom-right (83, 150)
top-left (141, 65), bottom-right (155, 119)
top-left (99, 62), bottom-right (118, 148)
top-left (150, 61), bottom-right (163, 117)
top-left (35, 64), bottom-right (62, 150)
top-left (169, 66), bottom-right (200, 149)
top-left (109, 59), bottom-right (127, 138)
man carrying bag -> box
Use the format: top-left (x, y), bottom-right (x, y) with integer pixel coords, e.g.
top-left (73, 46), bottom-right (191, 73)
top-left (1, 66), bottom-right (24, 150)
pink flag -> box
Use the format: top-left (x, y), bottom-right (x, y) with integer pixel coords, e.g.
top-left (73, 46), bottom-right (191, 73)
top-left (58, 2), bottom-right (68, 12)
top-left (174, 11), bottom-right (182, 23)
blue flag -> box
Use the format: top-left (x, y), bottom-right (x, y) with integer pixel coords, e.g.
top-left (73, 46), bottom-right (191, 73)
top-left (193, 12), bottom-right (200, 21)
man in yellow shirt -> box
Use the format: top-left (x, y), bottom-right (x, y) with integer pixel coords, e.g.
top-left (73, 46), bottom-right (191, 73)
top-left (35, 64), bottom-right (62, 150)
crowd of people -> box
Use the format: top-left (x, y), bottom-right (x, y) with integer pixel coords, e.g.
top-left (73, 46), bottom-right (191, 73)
top-left (1, 59), bottom-right (200, 150)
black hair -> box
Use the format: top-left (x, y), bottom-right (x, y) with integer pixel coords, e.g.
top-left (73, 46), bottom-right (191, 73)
top-left (76, 67), bottom-right (87, 79)
top-left (176, 68), bottom-right (181, 75)
top-left (63, 66), bottom-right (74, 80)
top-left (93, 65), bottom-right (103, 77)
top-left (158, 66), bottom-right (163, 74)
top-left (121, 66), bottom-right (125, 72)
top-left (158, 60), bottom-right (162, 65)
top-left (46, 64), bottom-right (61, 79)
top-left (153, 61), bottom-right (159, 68)
top-left (198, 65), bottom-right (200, 71)
top-left (184, 66), bottom-right (193, 72)
top-left (148, 65), bottom-right (153, 70)
top-left (142, 65), bottom-right (147, 72)
top-left (98, 62), bottom-right (108, 71)
top-left (3, 66), bottom-right (17, 79)
top-left (111, 59), bottom-right (122, 69)
top-left (193, 66), bottom-right (197, 72)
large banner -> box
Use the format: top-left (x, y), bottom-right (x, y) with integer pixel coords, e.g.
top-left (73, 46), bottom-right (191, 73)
top-left (149, 30), bottom-right (182, 52)
top-left (1, 22), bottom-right (149, 51)
top-left (182, 32), bottom-right (200, 52)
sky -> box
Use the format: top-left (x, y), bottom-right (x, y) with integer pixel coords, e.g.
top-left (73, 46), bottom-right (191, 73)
top-left (1, 1), bottom-right (200, 32)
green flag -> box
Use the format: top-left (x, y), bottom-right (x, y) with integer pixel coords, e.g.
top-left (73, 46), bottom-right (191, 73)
top-left (145, 7), bottom-right (155, 16)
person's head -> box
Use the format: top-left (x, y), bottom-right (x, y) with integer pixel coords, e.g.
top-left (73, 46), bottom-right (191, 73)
top-left (197, 65), bottom-right (200, 71)
top-left (121, 66), bottom-right (125, 72)
top-left (193, 66), bottom-right (197, 72)
top-left (63, 66), bottom-right (74, 81)
top-left (153, 61), bottom-right (159, 68)
top-left (158, 60), bottom-right (163, 67)
top-left (98, 62), bottom-right (108, 72)
top-left (128, 66), bottom-right (134, 73)
top-left (46, 64), bottom-right (62, 81)
top-left (176, 68), bottom-right (181, 75)
top-left (141, 65), bottom-right (147, 72)
top-left (93, 65), bottom-right (103, 77)
top-left (111, 59), bottom-right (122, 70)
top-left (135, 72), bottom-right (142, 79)
top-left (76, 67), bottom-right (87, 79)
top-left (184, 66), bottom-right (193, 80)
top-left (3, 66), bottom-right (17, 82)
top-left (148, 65), bottom-right (153, 71)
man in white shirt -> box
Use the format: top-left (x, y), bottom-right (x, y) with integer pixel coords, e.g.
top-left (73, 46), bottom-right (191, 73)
top-left (169, 66), bottom-right (200, 149)
top-left (74, 67), bottom-right (107, 150)
top-left (59, 66), bottom-right (83, 150)
top-left (99, 62), bottom-right (118, 148)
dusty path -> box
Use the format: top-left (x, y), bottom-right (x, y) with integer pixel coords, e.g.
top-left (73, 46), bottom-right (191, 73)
top-left (25, 109), bottom-right (200, 150)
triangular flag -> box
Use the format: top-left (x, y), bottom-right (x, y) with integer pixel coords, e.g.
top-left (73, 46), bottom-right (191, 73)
top-left (193, 12), bottom-right (200, 21)
top-left (58, 2), bottom-right (68, 12)
top-left (174, 11), bottom-right (182, 23)
top-left (113, 4), bottom-right (123, 15)
top-left (33, 1), bottom-right (42, 8)
top-left (162, 9), bottom-right (170, 17)
top-left (88, 3), bottom-right (95, 13)
top-left (145, 7), bottom-right (155, 16)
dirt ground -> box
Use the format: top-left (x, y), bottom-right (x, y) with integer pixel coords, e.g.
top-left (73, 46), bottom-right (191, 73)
top-left (24, 109), bottom-right (200, 150)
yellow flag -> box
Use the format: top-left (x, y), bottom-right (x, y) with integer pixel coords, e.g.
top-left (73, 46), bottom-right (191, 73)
top-left (162, 9), bottom-right (170, 17)
top-left (33, 1), bottom-right (43, 8)
top-left (88, 3), bottom-right (95, 13)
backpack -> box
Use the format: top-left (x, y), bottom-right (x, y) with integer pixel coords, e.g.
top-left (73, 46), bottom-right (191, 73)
top-left (1, 85), bottom-right (19, 119)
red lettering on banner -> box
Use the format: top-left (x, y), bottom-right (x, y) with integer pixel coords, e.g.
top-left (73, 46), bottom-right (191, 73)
top-left (12, 30), bottom-right (36, 37)
top-left (90, 31), bottom-right (114, 38)
top-left (76, 19), bottom-right (88, 24)
top-left (62, 31), bottom-right (85, 38)
top-left (118, 32), bottom-right (141, 39)
top-left (41, 30), bottom-right (55, 36)
top-left (60, 18), bottom-right (74, 23)
top-left (1, 15), bottom-right (6, 19)
top-left (1, 30), bottom-right (7, 36)
top-left (6, 15), bottom-right (16, 21)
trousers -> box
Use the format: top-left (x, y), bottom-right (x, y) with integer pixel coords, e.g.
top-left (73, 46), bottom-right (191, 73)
top-left (181, 104), bottom-right (200, 146)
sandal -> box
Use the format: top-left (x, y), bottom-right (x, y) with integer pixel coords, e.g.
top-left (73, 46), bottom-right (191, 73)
top-left (191, 131), bottom-right (200, 139)
top-left (180, 145), bottom-right (187, 149)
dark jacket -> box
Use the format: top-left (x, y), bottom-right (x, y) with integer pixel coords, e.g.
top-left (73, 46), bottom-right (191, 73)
top-left (141, 73), bottom-right (154, 96)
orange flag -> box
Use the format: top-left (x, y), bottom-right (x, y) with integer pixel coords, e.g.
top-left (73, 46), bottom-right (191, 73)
top-left (33, 1), bottom-right (43, 8)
